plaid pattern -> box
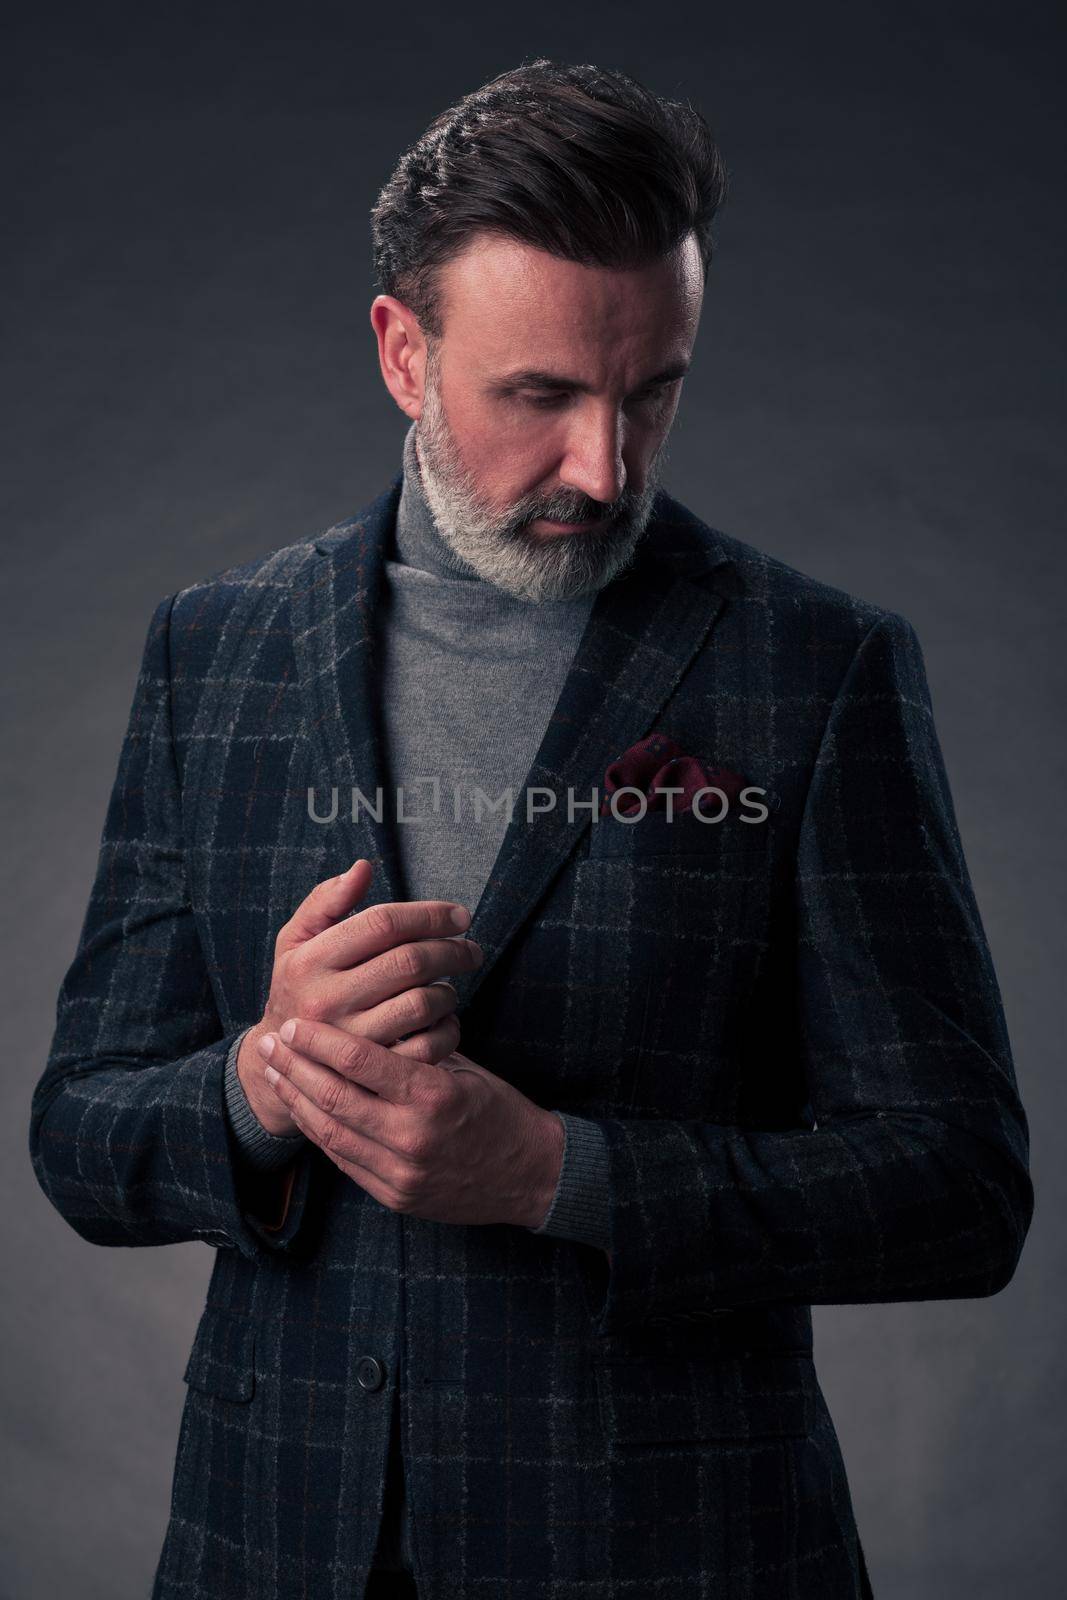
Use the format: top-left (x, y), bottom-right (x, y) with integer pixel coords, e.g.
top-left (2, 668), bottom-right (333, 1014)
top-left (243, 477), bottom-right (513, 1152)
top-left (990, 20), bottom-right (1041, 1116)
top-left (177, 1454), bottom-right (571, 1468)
top-left (28, 474), bottom-right (1032, 1599)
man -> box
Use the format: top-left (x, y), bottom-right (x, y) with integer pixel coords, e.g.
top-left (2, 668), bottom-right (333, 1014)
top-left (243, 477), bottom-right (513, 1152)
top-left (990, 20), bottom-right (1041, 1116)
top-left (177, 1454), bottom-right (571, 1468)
top-left (28, 58), bottom-right (1033, 1600)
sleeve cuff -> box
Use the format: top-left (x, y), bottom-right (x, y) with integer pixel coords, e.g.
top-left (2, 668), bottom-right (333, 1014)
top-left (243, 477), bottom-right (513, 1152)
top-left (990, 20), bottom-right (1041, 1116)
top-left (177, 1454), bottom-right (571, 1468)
top-left (223, 1028), bottom-right (307, 1172)
top-left (528, 1111), bottom-right (611, 1250)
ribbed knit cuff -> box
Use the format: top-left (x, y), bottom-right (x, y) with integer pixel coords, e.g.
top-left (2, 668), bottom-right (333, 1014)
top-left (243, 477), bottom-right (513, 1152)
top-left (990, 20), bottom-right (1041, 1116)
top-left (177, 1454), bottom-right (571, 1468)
top-left (223, 1027), bottom-right (307, 1172)
top-left (528, 1111), bottom-right (611, 1250)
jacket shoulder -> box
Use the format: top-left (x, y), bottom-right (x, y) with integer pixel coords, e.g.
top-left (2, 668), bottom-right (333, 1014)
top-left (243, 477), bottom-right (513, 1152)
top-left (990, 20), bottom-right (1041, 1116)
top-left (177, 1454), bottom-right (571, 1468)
top-left (661, 494), bottom-right (914, 650)
top-left (168, 524), bottom-right (331, 622)
top-left (166, 474), bottom-right (401, 632)
top-left (156, 502), bottom-right (376, 689)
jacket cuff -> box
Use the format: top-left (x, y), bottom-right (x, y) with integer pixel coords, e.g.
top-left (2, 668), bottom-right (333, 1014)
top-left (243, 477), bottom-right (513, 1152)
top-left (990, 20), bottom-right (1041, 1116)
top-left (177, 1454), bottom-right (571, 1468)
top-left (528, 1112), bottom-right (612, 1250)
top-left (223, 1028), bottom-right (307, 1172)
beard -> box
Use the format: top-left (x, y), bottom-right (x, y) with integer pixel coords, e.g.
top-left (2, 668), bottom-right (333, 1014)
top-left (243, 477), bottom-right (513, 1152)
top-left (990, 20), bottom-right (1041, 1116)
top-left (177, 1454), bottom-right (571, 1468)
top-left (413, 351), bottom-right (668, 604)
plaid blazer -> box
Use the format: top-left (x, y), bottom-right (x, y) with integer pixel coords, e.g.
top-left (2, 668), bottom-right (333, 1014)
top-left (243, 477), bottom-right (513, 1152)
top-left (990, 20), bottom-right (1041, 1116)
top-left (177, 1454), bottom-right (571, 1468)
top-left (29, 474), bottom-right (1033, 1600)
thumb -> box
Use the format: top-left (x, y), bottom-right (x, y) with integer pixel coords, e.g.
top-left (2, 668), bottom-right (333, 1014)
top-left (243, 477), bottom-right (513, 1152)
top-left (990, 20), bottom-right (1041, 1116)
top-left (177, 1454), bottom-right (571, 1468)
top-left (276, 859), bottom-right (374, 953)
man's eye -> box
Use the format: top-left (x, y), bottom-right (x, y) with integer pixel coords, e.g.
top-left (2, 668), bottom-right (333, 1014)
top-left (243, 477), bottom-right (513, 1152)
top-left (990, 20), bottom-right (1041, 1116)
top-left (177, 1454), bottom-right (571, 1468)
top-left (522, 385), bottom-right (670, 411)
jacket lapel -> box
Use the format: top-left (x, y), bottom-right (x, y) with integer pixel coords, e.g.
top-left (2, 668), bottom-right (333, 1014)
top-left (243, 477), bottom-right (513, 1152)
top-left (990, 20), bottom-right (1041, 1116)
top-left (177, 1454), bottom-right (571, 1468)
top-left (292, 474), bottom-right (738, 1010)
top-left (290, 475), bottom-right (407, 910)
top-left (453, 505), bottom-right (738, 1008)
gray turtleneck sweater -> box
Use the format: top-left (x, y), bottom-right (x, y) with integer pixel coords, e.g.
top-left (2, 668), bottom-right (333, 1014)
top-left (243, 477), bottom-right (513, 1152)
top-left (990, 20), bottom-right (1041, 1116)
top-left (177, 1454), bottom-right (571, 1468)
top-left (222, 422), bottom-right (613, 1575)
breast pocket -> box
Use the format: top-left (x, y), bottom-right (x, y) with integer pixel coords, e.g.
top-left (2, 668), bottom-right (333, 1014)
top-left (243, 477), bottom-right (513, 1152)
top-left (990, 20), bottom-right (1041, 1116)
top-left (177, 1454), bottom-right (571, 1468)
top-left (593, 1351), bottom-right (817, 1445)
top-left (587, 787), bottom-right (780, 860)
top-left (182, 1305), bottom-right (256, 1403)
top-left (562, 797), bottom-right (780, 1108)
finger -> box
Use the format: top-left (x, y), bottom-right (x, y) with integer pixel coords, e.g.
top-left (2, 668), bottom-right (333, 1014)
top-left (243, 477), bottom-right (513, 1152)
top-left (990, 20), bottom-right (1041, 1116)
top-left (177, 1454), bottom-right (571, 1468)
top-left (259, 1032), bottom-right (391, 1145)
top-left (392, 1013), bottom-right (462, 1065)
top-left (299, 939), bottom-right (479, 1019)
top-left (314, 897), bottom-right (473, 973)
top-left (281, 1094), bottom-right (418, 1216)
top-left (355, 980), bottom-right (458, 1047)
top-left (275, 859), bottom-right (374, 954)
top-left (264, 1061), bottom-right (400, 1188)
top-left (325, 934), bottom-right (483, 1015)
top-left (274, 1015), bottom-right (423, 1104)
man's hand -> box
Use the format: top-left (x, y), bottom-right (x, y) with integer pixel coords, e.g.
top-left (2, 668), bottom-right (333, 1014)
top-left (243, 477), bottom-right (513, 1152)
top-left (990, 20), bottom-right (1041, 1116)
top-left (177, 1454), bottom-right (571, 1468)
top-left (237, 859), bottom-right (482, 1137)
top-left (256, 1016), bottom-right (566, 1230)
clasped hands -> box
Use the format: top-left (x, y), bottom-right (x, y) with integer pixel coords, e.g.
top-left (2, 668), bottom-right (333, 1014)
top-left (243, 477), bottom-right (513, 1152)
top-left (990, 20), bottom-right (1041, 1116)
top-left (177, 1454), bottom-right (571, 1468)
top-left (236, 859), bottom-right (565, 1230)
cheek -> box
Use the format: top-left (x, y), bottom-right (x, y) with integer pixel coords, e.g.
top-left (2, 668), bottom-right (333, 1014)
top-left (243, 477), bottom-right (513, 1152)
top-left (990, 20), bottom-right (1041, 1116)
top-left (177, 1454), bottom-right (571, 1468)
top-left (461, 404), bottom-right (561, 499)
top-left (643, 392), bottom-right (681, 442)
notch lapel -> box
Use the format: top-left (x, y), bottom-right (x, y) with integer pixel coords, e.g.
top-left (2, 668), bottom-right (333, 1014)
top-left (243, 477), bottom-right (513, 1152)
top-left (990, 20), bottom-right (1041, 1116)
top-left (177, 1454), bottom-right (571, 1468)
top-left (291, 475), bottom-right (407, 910)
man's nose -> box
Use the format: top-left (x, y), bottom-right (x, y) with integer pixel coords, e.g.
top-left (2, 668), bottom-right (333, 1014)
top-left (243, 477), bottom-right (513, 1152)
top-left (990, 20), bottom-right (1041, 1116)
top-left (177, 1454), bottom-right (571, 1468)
top-left (558, 407), bottom-right (627, 506)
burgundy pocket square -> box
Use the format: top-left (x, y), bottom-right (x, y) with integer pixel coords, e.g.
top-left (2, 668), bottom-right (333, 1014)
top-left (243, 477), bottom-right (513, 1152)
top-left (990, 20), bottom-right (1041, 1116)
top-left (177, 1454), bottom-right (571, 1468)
top-left (600, 733), bottom-right (751, 818)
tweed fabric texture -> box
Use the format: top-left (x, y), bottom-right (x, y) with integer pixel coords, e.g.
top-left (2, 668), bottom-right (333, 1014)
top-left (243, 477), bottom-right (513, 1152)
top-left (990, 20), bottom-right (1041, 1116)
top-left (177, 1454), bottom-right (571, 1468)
top-left (29, 470), bottom-right (1032, 1600)
top-left (220, 421), bottom-right (612, 1575)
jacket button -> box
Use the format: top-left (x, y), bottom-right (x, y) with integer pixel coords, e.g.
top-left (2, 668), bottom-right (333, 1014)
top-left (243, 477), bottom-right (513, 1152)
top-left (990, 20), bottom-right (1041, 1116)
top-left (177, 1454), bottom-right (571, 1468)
top-left (356, 1355), bottom-right (386, 1391)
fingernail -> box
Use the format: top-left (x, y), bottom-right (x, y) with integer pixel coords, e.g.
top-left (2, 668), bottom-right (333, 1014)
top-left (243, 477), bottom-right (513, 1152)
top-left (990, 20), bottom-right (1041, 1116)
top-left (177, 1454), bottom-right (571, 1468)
top-left (450, 906), bottom-right (471, 929)
top-left (257, 1034), bottom-right (276, 1059)
top-left (280, 1019), bottom-right (297, 1042)
top-left (264, 1065), bottom-right (280, 1085)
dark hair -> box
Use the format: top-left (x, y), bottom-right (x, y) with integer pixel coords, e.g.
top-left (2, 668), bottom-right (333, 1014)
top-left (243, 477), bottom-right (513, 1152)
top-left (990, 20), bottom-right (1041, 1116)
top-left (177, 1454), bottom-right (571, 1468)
top-left (370, 58), bottom-right (728, 339)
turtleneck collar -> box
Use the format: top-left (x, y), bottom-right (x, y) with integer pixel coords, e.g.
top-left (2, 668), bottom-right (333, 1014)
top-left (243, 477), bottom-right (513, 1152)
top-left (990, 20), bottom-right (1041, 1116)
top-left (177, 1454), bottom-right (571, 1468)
top-left (393, 421), bottom-right (483, 582)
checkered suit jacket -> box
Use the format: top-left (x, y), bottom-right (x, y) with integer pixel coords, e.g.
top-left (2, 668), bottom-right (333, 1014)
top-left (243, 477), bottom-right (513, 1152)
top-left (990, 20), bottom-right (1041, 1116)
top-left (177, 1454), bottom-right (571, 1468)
top-left (29, 474), bottom-right (1033, 1599)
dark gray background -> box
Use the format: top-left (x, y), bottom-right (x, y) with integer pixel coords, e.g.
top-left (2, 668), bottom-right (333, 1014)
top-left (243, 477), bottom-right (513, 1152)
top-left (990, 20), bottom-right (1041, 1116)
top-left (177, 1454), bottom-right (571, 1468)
top-left (4, 2), bottom-right (1063, 1595)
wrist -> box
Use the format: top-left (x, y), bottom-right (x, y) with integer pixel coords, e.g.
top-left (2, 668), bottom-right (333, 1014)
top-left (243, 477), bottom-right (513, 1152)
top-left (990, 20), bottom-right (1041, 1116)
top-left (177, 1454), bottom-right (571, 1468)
top-left (237, 1023), bottom-right (302, 1137)
top-left (523, 1108), bottom-right (566, 1230)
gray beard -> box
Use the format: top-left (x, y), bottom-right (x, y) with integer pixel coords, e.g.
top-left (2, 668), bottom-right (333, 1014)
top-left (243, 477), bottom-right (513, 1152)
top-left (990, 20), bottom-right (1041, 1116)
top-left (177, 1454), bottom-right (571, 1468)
top-left (414, 377), bottom-right (667, 604)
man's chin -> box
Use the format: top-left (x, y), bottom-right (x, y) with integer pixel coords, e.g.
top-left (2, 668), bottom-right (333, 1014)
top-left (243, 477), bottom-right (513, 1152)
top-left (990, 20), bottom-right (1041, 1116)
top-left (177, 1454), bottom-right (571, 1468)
top-left (524, 530), bottom-right (643, 601)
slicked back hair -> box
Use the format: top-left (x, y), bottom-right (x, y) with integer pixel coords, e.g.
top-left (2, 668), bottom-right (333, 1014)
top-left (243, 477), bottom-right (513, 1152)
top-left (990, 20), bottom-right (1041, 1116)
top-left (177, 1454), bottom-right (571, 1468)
top-left (370, 58), bottom-right (727, 340)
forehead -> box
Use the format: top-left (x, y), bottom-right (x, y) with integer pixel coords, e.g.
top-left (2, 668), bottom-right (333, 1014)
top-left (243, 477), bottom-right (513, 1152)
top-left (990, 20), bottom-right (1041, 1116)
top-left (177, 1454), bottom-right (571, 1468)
top-left (435, 232), bottom-right (702, 368)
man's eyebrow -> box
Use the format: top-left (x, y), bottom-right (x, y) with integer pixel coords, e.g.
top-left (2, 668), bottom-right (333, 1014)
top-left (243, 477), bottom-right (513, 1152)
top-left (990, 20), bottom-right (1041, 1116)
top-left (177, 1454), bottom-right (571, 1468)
top-left (487, 361), bottom-right (690, 394)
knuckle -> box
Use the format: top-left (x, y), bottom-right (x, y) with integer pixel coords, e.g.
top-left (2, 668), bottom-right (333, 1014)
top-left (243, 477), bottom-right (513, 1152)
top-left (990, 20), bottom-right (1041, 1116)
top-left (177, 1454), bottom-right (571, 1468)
top-left (389, 1165), bottom-right (420, 1206)
top-left (398, 1123), bottom-right (431, 1164)
top-left (418, 1026), bottom-right (449, 1063)
top-left (407, 989), bottom-right (437, 1028)
top-left (418, 1077), bottom-right (451, 1114)
top-left (362, 903), bottom-right (398, 944)
top-left (286, 944), bottom-right (311, 980)
top-left (318, 1117), bottom-right (343, 1155)
top-left (337, 1035), bottom-right (367, 1075)
top-left (319, 1076), bottom-right (346, 1118)
top-left (392, 943), bottom-right (424, 982)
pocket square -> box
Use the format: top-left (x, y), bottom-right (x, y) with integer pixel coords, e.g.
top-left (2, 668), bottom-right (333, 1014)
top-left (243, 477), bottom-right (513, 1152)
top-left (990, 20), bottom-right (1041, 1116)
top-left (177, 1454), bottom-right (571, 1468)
top-left (600, 733), bottom-right (749, 818)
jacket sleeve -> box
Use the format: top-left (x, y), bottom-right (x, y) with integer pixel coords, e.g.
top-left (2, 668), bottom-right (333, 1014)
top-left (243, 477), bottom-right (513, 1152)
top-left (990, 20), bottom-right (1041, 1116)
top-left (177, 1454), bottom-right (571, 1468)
top-left (579, 610), bottom-right (1034, 1336)
top-left (28, 594), bottom-right (321, 1261)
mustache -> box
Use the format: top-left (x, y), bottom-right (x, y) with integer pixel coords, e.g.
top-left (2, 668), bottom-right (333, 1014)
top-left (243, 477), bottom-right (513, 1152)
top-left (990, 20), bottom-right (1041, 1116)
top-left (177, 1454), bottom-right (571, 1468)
top-left (518, 489), bottom-right (636, 528)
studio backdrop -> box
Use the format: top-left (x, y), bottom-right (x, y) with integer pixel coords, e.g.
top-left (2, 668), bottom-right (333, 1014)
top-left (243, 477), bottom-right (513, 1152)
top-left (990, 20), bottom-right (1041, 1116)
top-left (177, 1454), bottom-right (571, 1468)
top-left (4, 4), bottom-right (1061, 1598)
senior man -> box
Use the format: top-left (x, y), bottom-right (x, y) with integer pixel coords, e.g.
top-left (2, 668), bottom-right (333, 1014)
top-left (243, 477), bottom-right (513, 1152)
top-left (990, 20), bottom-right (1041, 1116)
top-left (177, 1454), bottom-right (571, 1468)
top-left (30, 58), bottom-right (1032, 1600)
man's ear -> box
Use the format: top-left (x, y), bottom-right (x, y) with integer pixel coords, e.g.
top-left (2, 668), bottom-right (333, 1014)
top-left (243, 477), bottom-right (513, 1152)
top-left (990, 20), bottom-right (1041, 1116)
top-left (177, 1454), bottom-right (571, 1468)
top-left (370, 295), bottom-right (426, 420)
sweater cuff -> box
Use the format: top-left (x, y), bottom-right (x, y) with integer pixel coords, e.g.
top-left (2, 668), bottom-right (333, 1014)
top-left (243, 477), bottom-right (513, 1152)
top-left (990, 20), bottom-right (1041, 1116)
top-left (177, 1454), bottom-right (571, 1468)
top-left (527, 1112), bottom-right (611, 1250)
top-left (224, 1028), bottom-right (307, 1172)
